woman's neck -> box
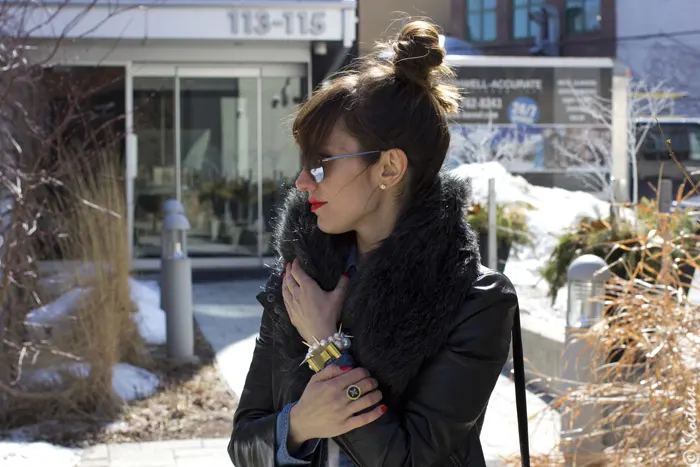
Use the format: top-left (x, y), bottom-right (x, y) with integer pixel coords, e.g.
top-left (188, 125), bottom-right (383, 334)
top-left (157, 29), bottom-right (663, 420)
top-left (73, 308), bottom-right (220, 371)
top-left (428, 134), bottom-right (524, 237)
top-left (355, 200), bottom-right (400, 258)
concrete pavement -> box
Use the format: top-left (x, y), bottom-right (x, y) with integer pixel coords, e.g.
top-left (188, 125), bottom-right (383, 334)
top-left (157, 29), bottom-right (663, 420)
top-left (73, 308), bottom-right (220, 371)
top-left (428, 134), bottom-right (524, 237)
top-left (80, 438), bottom-right (230, 467)
top-left (79, 279), bottom-right (560, 466)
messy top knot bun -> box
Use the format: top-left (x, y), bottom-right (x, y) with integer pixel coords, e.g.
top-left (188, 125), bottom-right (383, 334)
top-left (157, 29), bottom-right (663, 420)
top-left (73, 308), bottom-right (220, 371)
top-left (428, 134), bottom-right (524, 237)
top-left (293, 18), bottom-right (460, 201)
top-left (390, 20), bottom-right (460, 114)
top-left (392, 21), bottom-right (445, 84)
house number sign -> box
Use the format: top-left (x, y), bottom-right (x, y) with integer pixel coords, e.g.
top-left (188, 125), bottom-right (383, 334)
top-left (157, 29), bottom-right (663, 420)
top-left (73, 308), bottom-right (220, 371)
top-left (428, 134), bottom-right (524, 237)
top-left (228, 9), bottom-right (327, 38)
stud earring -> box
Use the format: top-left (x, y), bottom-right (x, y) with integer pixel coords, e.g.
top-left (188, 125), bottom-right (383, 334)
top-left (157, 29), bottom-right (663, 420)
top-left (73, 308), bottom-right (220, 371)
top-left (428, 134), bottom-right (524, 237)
top-left (379, 184), bottom-right (386, 190)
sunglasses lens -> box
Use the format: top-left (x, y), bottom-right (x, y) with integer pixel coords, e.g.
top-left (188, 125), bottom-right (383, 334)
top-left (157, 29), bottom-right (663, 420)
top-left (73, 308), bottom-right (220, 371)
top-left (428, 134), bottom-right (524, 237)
top-left (310, 167), bottom-right (324, 183)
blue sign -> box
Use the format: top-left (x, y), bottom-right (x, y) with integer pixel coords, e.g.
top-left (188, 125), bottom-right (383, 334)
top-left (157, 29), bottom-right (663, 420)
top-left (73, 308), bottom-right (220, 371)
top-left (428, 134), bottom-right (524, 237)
top-left (507, 96), bottom-right (540, 125)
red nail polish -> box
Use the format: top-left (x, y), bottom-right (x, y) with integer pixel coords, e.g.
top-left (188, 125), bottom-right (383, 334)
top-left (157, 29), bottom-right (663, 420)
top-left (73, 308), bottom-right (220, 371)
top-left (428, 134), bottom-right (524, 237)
top-left (340, 366), bottom-right (352, 371)
top-left (342, 272), bottom-right (350, 278)
top-left (282, 273), bottom-right (286, 279)
top-left (381, 405), bottom-right (388, 413)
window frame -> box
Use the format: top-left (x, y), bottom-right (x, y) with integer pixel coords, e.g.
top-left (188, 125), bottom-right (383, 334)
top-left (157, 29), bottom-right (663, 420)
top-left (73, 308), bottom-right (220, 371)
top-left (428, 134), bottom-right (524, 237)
top-left (565, 0), bottom-right (601, 34)
top-left (512, 0), bottom-right (544, 40)
top-left (466, 0), bottom-right (498, 43)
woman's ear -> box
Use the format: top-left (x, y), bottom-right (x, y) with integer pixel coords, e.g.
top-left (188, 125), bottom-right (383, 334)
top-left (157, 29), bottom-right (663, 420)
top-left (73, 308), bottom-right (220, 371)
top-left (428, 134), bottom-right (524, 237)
top-left (376, 148), bottom-right (408, 189)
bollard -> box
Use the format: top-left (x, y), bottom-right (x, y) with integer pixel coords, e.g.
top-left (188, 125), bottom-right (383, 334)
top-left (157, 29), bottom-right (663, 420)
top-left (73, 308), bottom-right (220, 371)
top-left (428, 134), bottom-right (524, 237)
top-left (658, 178), bottom-right (673, 213)
top-left (560, 254), bottom-right (610, 465)
top-left (487, 177), bottom-right (498, 271)
top-left (160, 199), bottom-right (195, 362)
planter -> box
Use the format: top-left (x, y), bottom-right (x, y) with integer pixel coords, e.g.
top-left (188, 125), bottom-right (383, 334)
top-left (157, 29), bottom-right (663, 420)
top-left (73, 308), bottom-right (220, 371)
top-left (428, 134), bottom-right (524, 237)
top-left (478, 233), bottom-right (511, 273)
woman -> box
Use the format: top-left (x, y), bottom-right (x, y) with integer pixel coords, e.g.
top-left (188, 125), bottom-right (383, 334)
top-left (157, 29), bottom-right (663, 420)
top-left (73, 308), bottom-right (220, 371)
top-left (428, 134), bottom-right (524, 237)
top-left (228, 19), bottom-right (521, 467)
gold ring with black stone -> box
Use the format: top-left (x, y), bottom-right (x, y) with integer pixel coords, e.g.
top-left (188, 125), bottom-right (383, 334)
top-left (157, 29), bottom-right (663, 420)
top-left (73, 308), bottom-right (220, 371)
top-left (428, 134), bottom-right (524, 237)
top-left (346, 384), bottom-right (361, 401)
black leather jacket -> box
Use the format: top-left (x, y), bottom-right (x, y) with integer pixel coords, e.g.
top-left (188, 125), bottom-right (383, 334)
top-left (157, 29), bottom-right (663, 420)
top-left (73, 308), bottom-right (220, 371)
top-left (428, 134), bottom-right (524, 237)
top-left (228, 175), bottom-right (518, 467)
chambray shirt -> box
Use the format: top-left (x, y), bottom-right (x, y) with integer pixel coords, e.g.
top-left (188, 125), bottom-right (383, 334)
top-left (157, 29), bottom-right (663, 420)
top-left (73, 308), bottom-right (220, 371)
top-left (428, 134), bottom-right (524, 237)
top-left (275, 247), bottom-right (359, 466)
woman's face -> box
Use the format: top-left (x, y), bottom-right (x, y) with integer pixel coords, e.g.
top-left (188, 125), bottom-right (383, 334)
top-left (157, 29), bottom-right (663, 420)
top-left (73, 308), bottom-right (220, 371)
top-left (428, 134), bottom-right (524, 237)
top-left (295, 123), bottom-right (381, 234)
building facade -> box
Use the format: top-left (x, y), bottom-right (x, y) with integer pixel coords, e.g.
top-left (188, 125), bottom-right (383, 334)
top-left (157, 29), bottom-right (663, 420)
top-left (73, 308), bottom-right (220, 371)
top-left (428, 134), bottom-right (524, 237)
top-left (616, 0), bottom-right (700, 117)
top-left (356, 0), bottom-right (452, 56)
top-left (28, 0), bottom-right (357, 270)
top-left (451, 0), bottom-right (614, 57)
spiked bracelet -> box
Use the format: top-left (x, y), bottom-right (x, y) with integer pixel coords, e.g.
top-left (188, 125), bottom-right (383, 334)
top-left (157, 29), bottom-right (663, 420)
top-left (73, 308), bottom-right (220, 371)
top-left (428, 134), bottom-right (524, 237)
top-left (302, 330), bottom-right (353, 372)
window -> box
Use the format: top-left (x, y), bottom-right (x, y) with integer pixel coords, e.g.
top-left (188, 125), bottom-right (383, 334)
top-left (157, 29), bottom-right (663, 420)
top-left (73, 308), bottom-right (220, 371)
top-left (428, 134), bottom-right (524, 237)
top-left (565, 0), bottom-right (601, 33)
top-left (636, 123), bottom-right (700, 162)
top-left (513, 0), bottom-right (543, 39)
top-left (466, 0), bottom-right (497, 42)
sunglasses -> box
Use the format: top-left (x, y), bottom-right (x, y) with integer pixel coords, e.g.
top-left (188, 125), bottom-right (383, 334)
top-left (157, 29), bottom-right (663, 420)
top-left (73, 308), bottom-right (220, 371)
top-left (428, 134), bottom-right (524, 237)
top-left (308, 150), bottom-right (382, 183)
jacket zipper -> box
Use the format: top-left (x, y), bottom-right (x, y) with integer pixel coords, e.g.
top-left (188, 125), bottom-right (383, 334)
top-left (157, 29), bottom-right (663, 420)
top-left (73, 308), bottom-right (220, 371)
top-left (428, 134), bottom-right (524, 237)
top-left (335, 435), bottom-right (364, 467)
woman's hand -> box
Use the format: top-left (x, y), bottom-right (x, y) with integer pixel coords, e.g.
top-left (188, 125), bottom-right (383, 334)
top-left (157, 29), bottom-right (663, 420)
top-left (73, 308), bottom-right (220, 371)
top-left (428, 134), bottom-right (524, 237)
top-left (288, 365), bottom-right (386, 448)
top-left (282, 258), bottom-right (349, 343)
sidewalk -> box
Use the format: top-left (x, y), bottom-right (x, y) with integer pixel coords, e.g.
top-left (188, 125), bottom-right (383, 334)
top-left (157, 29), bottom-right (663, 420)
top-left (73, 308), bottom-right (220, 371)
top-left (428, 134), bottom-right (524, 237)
top-left (79, 279), bottom-right (560, 466)
top-left (80, 438), bottom-right (230, 467)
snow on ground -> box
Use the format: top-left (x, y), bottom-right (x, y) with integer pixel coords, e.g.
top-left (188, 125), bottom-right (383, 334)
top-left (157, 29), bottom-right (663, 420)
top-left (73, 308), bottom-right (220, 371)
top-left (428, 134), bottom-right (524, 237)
top-left (21, 276), bottom-right (164, 400)
top-left (111, 363), bottom-right (160, 401)
top-left (451, 162), bottom-right (615, 322)
top-left (0, 441), bottom-right (80, 467)
top-left (129, 278), bottom-right (166, 345)
top-left (26, 362), bottom-right (159, 402)
top-left (2, 278), bottom-right (165, 465)
top-left (452, 162), bottom-right (612, 259)
top-left (25, 287), bottom-right (91, 325)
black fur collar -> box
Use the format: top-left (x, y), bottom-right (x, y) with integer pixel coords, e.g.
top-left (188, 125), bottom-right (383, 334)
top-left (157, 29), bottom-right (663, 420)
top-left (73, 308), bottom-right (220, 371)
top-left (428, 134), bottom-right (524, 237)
top-left (261, 172), bottom-right (481, 406)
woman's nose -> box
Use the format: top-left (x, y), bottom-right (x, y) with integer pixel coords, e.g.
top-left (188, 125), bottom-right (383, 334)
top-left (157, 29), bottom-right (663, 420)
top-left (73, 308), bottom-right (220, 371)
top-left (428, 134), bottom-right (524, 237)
top-left (295, 169), bottom-right (317, 192)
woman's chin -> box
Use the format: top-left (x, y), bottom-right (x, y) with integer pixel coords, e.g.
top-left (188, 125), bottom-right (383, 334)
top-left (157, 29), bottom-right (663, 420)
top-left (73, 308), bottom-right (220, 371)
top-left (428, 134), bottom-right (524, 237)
top-left (316, 217), bottom-right (350, 235)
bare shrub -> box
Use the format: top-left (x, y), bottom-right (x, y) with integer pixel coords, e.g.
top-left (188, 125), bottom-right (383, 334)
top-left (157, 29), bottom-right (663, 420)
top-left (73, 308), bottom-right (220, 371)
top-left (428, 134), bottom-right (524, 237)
top-left (0, 0), bottom-right (143, 427)
top-left (503, 175), bottom-right (700, 465)
top-left (1, 148), bottom-right (149, 427)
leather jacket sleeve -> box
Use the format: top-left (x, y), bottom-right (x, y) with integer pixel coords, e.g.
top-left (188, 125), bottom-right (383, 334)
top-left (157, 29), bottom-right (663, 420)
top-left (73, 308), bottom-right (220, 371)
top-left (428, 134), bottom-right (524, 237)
top-left (336, 271), bottom-right (517, 466)
top-left (228, 307), bottom-right (278, 467)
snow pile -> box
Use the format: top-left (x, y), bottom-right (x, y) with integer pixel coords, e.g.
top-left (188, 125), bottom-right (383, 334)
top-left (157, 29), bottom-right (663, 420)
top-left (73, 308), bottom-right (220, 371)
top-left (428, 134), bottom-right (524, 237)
top-left (451, 161), bottom-right (613, 260)
top-left (129, 278), bottom-right (166, 345)
top-left (25, 362), bottom-right (159, 402)
top-left (27, 276), bottom-right (166, 346)
top-left (451, 162), bottom-right (618, 321)
top-left (25, 288), bottom-right (91, 325)
top-left (0, 441), bottom-right (80, 467)
top-left (112, 363), bottom-right (160, 401)
top-left (20, 278), bottom-right (165, 401)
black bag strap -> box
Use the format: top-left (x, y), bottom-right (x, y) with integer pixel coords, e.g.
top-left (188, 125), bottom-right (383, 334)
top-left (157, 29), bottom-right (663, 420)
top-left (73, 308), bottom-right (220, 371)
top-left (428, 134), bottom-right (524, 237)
top-left (512, 309), bottom-right (531, 466)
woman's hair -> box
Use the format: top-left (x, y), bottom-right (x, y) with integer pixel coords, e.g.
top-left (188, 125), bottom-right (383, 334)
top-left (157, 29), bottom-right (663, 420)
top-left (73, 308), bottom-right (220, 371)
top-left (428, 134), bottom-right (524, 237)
top-left (292, 19), bottom-right (460, 198)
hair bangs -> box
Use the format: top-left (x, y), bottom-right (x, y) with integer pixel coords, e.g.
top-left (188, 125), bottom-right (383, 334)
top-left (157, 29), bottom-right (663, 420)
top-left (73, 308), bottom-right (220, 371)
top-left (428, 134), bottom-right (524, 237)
top-left (292, 76), bottom-right (357, 168)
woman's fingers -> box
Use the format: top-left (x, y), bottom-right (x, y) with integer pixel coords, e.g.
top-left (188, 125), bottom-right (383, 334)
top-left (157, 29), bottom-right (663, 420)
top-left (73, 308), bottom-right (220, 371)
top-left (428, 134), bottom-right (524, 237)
top-left (290, 258), bottom-right (313, 287)
top-left (342, 403), bottom-right (386, 432)
top-left (349, 377), bottom-right (378, 398)
top-left (345, 388), bottom-right (383, 416)
top-left (283, 267), bottom-right (300, 295)
top-left (329, 367), bottom-right (371, 392)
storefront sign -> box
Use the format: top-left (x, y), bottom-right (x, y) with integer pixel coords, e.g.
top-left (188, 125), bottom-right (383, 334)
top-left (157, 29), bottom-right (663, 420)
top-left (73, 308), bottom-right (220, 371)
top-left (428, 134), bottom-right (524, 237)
top-left (228, 9), bottom-right (328, 38)
top-left (450, 66), bottom-right (612, 125)
top-left (447, 65), bottom-right (614, 179)
top-left (23, 4), bottom-right (350, 42)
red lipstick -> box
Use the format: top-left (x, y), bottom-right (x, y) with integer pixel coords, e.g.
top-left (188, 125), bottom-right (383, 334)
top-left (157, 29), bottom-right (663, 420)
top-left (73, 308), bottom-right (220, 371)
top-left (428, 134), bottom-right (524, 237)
top-left (309, 199), bottom-right (327, 213)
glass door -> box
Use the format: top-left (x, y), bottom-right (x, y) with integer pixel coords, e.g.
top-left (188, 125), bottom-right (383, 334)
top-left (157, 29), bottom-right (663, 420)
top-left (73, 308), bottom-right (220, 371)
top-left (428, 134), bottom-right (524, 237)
top-left (131, 76), bottom-right (177, 258)
top-left (178, 74), bottom-right (260, 257)
top-left (127, 65), bottom-right (306, 262)
top-left (129, 68), bottom-right (262, 259)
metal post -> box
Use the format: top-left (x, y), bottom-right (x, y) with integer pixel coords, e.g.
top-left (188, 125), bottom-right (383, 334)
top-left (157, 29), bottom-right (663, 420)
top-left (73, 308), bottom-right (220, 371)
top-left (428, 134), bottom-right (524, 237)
top-left (561, 254), bottom-right (611, 464)
top-left (611, 65), bottom-right (630, 204)
top-left (160, 199), bottom-right (195, 363)
top-left (487, 178), bottom-right (497, 270)
top-left (658, 178), bottom-right (673, 213)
